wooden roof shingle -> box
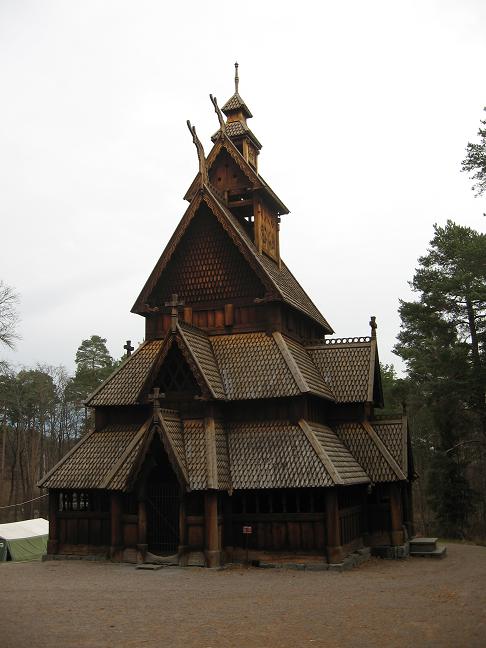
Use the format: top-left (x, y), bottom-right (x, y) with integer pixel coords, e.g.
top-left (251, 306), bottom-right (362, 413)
top-left (333, 420), bottom-right (406, 483)
top-left (86, 340), bottom-right (163, 407)
top-left (307, 337), bottom-right (376, 403)
top-left (38, 422), bottom-right (150, 492)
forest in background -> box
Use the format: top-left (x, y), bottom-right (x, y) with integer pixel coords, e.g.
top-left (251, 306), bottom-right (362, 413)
top-left (0, 334), bottom-right (121, 522)
top-left (1, 109), bottom-right (485, 539)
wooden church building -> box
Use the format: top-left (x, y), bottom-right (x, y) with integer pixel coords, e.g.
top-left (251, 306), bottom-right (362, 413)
top-left (39, 65), bottom-right (414, 567)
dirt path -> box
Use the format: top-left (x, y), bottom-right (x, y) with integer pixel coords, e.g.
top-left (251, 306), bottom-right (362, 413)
top-left (1, 543), bottom-right (485, 648)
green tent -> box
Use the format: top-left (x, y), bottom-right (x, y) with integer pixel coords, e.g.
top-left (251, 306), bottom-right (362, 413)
top-left (0, 518), bottom-right (48, 562)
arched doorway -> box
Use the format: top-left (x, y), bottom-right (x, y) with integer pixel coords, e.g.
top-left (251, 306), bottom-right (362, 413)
top-left (145, 436), bottom-right (181, 555)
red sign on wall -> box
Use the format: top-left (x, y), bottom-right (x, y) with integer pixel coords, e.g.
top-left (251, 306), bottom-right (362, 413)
top-left (242, 526), bottom-right (252, 535)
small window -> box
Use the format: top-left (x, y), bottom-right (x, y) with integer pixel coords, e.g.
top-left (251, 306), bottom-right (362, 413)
top-left (58, 491), bottom-right (92, 512)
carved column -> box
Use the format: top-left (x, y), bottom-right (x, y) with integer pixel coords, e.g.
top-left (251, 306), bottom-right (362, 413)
top-left (205, 491), bottom-right (221, 568)
top-left (325, 489), bottom-right (343, 564)
top-left (390, 482), bottom-right (404, 546)
top-left (47, 490), bottom-right (59, 555)
top-left (110, 492), bottom-right (122, 559)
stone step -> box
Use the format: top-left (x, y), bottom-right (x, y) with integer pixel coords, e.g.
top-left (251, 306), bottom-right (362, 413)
top-left (410, 544), bottom-right (447, 559)
top-left (409, 537), bottom-right (439, 553)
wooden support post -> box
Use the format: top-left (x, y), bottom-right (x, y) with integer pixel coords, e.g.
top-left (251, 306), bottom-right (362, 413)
top-left (178, 493), bottom-right (188, 557)
top-left (361, 487), bottom-right (370, 545)
top-left (47, 490), bottom-right (59, 554)
top-left (390, 483), bottom-right (404, 546)
top-left (205, 491), bottom-right (221, 568)
top-left (110, 492), bottom-right (122, 559)
top-left (325, 489), bottom-right (343, 564)
top-left (405, 481), bottom-right (415, 538)
top-left (224, 303), bottom-right (234, 327)
top-left (222, 493), bottom-right (233, 560)
top-left (137, 499), bottom-right (148, 561)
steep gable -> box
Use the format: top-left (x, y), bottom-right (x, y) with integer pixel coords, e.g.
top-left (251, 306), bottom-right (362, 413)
top-left (148, 202), bottom-right (266, 306)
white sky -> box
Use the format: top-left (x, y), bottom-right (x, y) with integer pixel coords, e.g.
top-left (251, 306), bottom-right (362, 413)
top-left (1, 0), bottom-right (485, 374)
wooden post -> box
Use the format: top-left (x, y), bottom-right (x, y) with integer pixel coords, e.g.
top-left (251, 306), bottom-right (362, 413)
top-left (205, 491), bottom-right (221, 568)
top-left (406, 481), bottom-right (415, 538)
top-left (137, 499), bottom-right (148, 562)
top-left (222, 493), bottom-right (233, 560)
top-left (110, 492), bottom-right (122, 559)
top-left (325, 489), bottom-right (343, 564)
top-left (47, 490), bottom-right (59, 554)
top-left (361, 487), bottom-right (370, 545)
top-left (224, 303), bottom-right (234, 327)
top-left (178, 492), bottom-right (188, 557)
top-left (389, 483), bottom-right (404, 546)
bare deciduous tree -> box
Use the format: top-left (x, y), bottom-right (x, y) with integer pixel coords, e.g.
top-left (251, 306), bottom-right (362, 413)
top-left (0, 281), bottom-right (20, 349)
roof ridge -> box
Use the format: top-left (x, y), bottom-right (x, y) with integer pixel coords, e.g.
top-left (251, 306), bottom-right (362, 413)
top-left (272, 332), bottom-right (308, 393)
top-left (176, 324), bottom-right (226, 400)
top-left (306, 336), bottom-right (372, 349)
top-left (102, 417), bottom-right (152, 489)
top-left (362, 420), bottom-right (406, 480)
top-left (157, 411), bottom-right (189, 486)
top-left (298, 419), bottom-right (343, 485)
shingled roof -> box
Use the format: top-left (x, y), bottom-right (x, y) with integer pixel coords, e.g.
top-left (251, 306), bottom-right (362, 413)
top-left (221, 92), bottom-right (253, 117)
top-left (86, 340), bottom-right (163, 407)
top-left (87, 325), bottom-right (341, 407)
top-left (39, 414), bottom-right (406, 493)
top-left (333, 420), bottom-right (406, 482)
top-left (307, 337), bottom-right (380, 403)
top-left (211, 121), bottom-right (262, 149)
top-left (38, 421), bottom-right (151, 491)
top-left (227, 419), bottom-right (369, 490)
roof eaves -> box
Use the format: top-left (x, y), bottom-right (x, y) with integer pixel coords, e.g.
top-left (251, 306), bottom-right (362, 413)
top-left (272, 332), bottom-right (308, 393)
top-left (37, 428), bottom-right (97, 488)
top-left (362, 420), bottom-right (406, 480)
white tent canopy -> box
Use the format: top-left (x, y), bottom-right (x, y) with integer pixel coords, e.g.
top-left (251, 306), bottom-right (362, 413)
top-left (0, 518), bottom-right (49, 561)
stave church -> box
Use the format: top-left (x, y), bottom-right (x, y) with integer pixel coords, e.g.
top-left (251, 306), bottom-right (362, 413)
top-left (39, 65), bottom-right (414, 567)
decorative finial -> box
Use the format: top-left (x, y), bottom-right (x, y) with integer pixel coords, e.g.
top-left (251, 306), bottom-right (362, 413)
top-left (369, 316), bottom-right (377, 338)
top-left (186, 120), bottom-right (208, 185)
top-left (234, 61), bottom-right (239, 93)
top-left (210, 94), bottom-right (226, 134)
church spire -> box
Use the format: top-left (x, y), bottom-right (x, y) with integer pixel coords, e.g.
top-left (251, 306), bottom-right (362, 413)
top-left (217, 62), bottom-right (262, 169)
top-left (234, 61), bottom-right (239, 93)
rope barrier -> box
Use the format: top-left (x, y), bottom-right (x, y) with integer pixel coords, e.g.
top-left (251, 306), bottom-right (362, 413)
top-left (0, 494), bottom-right (48, 510)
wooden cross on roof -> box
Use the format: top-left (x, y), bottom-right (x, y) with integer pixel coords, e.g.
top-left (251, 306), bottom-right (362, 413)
top-left (124, 340), bottom-right (134, 357)
top-left (148, 387), bottom-right (164, 419)
top-left (165, 293), bottom-right (184, 333)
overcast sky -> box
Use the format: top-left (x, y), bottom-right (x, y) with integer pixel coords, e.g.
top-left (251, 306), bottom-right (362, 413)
top-left (1, 0), bottom-right (485, 375)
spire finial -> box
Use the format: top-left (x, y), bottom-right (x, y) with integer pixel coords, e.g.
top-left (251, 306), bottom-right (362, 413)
top-left (234, 61), bottom-right (239, 93)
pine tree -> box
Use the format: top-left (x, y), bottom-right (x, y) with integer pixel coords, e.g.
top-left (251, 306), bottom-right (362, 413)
top-left (394, 221), bottom-right (486, 537)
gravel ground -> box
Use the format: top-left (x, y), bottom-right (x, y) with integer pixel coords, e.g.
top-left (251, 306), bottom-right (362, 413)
top-left (1, 543), bottom-right (485, 648)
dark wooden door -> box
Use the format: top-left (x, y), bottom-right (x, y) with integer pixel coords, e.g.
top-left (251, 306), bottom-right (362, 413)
top-left (146, 483), bottom-right (180, 554)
